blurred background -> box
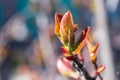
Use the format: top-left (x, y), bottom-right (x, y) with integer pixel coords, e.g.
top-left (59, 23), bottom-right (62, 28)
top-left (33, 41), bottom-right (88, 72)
top-left (0, 0), bottom-right (120, 80)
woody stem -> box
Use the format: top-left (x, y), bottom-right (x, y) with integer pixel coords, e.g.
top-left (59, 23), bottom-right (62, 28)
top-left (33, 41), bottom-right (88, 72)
top-left (72, 55), bottom-right (95, 80)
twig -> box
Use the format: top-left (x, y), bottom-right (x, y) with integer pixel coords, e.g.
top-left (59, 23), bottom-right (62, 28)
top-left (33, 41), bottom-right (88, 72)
top-left (72, 55), bottom-right (95, 80)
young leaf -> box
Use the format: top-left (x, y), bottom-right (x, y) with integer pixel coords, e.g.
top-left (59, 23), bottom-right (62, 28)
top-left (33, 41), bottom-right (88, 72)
top-left (54, 12), bottom-right (63, 36)
top-left (73, 27), bottom-right (90, 55)
top-left (60, 11), bottom-right (74, 47)
top-left (87, 39), bottom-right (99, 62)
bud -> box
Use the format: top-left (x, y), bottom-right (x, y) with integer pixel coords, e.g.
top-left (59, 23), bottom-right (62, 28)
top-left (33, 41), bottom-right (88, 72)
top-left (95, 65), bottom-right (105, 76)
top-left (57, 57), bottom-right (79, 79)
top-left (61, 46), bottom-right (71, 57)
top-left (73, 24), bottom-right (79, 32)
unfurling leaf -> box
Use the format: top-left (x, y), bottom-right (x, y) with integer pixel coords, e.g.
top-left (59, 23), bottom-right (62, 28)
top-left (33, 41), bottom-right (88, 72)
top-left (87, 39), bottom-right (99, 62)
top-left (73, 27), bottom-right (90, 55)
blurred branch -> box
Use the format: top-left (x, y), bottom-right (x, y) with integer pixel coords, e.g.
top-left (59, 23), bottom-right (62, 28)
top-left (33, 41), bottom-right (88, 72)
top-left (93, 0), bottom-right (116, 80)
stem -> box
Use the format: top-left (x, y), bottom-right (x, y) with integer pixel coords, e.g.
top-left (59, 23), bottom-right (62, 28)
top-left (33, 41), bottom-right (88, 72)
top-left (72, 55), bottom-right (95, 80)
